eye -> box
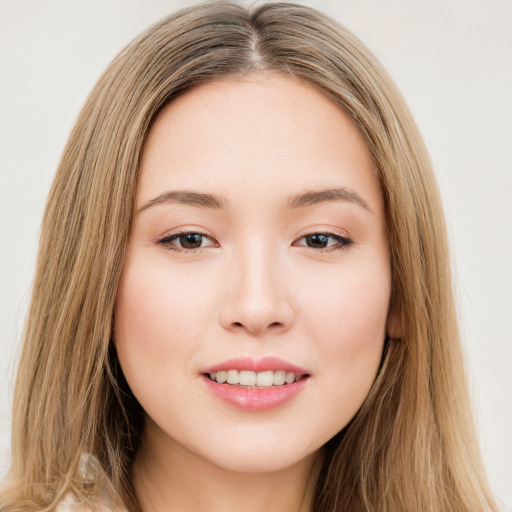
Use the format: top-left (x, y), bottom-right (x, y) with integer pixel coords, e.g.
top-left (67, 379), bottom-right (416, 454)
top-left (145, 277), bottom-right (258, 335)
top-left (294, 232), bottom-right (353, 252)
top-left (157, 231), bottom-right (217, 252)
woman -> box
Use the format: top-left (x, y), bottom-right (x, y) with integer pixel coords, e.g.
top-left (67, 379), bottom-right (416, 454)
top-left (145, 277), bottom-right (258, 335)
top-left (0, 2), bottom-right (498, 511)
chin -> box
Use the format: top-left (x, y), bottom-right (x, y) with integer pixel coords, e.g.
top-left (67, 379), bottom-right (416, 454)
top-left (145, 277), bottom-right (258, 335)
top-left (208, 451), bottom-right (314, 474)
top-left (195, 435), bottom-right (321, 474)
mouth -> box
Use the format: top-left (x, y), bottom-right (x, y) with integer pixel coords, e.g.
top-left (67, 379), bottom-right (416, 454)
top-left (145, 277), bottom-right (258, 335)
top-left (200, 357), bottom-right (310, 411)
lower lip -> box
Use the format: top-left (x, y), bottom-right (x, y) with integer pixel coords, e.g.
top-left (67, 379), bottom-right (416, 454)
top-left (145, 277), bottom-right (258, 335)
top-left (202, 375), bottom-right (308, 412)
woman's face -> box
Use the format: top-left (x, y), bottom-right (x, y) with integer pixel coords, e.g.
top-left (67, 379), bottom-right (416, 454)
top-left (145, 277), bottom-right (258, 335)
top-left (115, 74), bottom-right (397, 473)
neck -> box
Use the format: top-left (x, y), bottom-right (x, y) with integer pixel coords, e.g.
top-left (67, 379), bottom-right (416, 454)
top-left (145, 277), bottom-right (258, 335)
top-left (132, 420), bottom-right (323, 512)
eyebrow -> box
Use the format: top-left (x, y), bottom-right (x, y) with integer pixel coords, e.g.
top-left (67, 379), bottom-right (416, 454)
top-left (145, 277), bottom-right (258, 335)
top-left (138, 187), bottom-right (371, 213)
top-left (138, 190), bottom-right (226, 212)
top-left (287, 188), bottom-right (371, 212)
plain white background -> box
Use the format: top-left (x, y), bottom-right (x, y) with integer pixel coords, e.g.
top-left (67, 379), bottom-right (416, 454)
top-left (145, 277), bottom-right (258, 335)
top-left (1, 0), bottom-right (511, 508)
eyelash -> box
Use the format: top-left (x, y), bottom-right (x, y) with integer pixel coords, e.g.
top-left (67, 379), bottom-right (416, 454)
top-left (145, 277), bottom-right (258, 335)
top-left (296, 232), bottom-right (353, 252)
top-left (156, 230), bottom-right (353, 254)
top-left (156, 231), bottom-right (219, 253)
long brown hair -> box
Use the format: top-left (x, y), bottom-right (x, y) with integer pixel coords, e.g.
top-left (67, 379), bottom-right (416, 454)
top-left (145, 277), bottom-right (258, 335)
top-left (1, 2), bottom-right (497, 511)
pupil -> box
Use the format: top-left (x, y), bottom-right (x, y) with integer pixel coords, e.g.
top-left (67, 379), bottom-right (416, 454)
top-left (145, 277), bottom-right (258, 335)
top-left (181, 233), bottom-right (203, 248)
top-left (307, 234), bottom-right (328, 248)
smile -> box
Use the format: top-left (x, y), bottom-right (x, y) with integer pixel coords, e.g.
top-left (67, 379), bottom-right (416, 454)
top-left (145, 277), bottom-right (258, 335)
top-left (208, 370), bottom-right (302, 388)
top-left (201, 357), bottom-right (310, 411)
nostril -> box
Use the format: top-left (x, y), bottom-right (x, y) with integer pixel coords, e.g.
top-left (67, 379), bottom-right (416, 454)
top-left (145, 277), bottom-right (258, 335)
top-left (228, 319), bottom-right (289, 334)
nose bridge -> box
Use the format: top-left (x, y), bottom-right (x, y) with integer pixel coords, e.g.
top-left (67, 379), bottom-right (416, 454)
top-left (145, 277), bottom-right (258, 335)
top-left (220, 234), bottom-right (293, 335)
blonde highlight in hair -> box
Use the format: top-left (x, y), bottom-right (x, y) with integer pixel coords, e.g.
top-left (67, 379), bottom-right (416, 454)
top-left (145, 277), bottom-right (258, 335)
top-left (1, 2), bottom-right (497, 511)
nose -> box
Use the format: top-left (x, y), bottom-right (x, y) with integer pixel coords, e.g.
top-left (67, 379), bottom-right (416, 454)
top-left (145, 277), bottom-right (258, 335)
top-left (219, 243), bottom-right (294, 337)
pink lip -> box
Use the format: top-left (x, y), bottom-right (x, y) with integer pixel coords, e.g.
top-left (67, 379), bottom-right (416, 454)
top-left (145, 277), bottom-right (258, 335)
top-left (200, 357), bottom-right (310, 412)
top-left (202, 376), bottom-right (308, 412)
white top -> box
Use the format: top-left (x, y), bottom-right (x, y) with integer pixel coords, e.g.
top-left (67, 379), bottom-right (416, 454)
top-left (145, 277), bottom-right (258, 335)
top-left (55, 454), bottom-right (127, 512)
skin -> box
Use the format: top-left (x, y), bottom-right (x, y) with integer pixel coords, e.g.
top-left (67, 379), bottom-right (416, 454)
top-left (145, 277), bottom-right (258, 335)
top-left (114, 73), bottom-right (399, 512)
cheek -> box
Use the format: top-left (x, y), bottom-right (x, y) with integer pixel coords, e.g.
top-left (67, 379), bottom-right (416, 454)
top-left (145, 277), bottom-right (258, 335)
top-left (113, 255), bottom-right (209, 394)
top-left (300, 257), bottom-right (390, 345)
top-left (297, 258), bottom-right (390, 412)
top-left (115, 255), bottom-right (211, 345)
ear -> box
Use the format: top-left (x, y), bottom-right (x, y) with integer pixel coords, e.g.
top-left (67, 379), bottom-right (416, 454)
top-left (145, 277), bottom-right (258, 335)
top-left (386, 295), bottom-right (403, 340)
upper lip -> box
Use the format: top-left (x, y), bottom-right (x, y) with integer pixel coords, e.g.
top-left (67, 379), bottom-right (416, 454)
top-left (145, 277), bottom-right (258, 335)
top-left (201, 357), bottom-right (309, 377)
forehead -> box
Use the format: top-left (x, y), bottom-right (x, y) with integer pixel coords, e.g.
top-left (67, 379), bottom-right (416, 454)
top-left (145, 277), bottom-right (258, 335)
top-left (138, 73), bottom-right (382, 214)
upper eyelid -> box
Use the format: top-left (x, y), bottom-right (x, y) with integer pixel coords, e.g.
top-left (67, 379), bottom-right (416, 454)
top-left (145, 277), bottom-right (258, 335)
top-left (156, 228), bottom-right (216, 242)
top-left (294, 232), bottom-right (349, 242)
top-left (295, 230), bottom-right (349, 240)
top-left (295, 224), bottom-right (349, 237)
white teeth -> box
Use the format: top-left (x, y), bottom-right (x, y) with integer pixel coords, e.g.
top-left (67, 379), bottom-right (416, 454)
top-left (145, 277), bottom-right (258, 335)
top-left (285, 372), bottom-right (295, 384)
top-left (212, 370), bottom-right (301, 387)
top-left (256, 371), bottom-right (274, 387)
top-left (239, 370), bottom-right (256, 386)
top-left (227, 370), bottom-right (239, 384)
top-left (273, 370), bottom-right (286, 386)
